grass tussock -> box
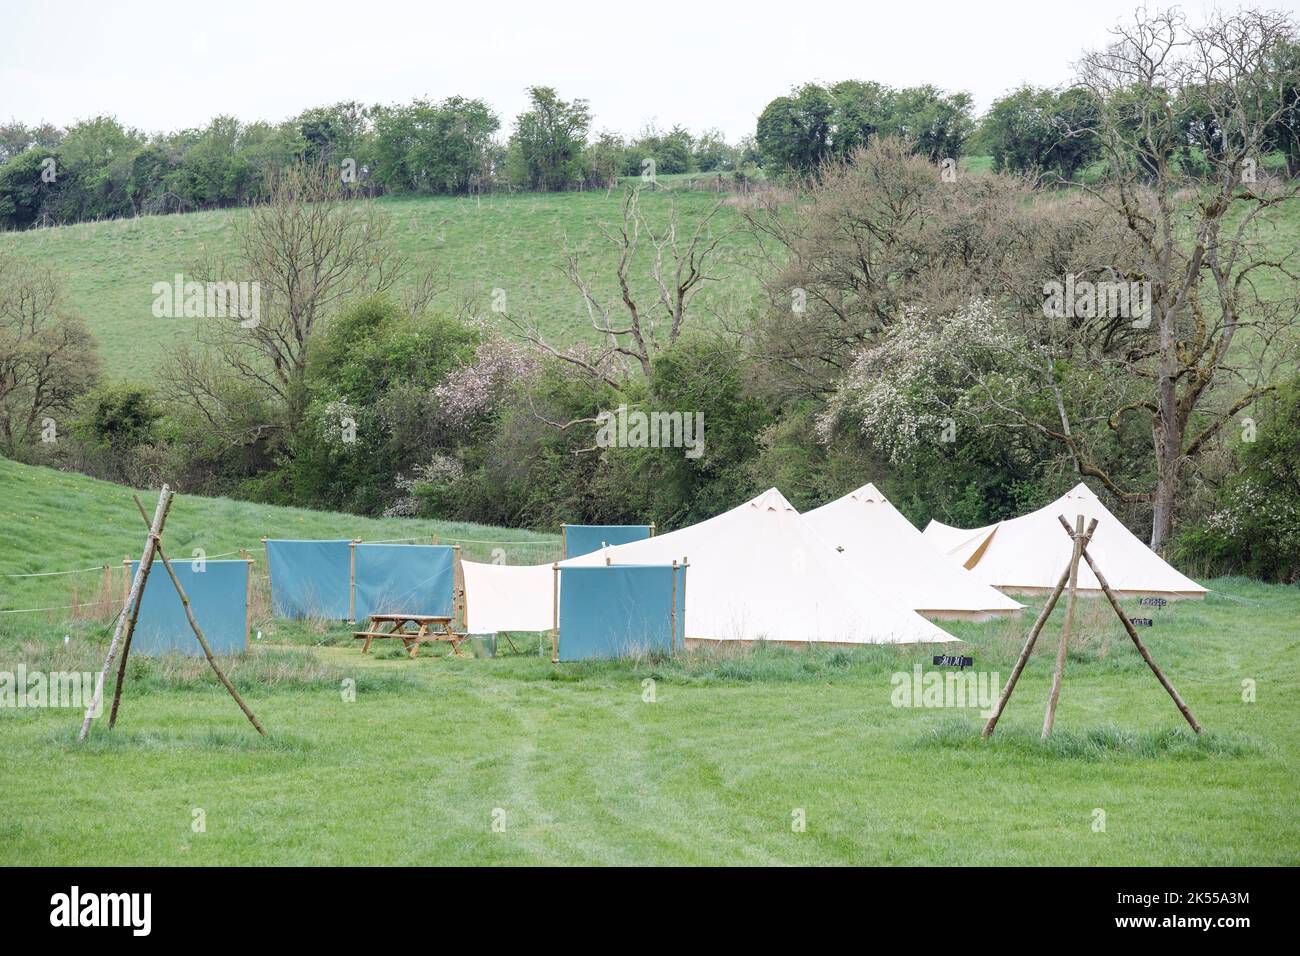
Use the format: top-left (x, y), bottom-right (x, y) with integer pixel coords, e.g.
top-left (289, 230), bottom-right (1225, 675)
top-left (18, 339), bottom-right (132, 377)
top-left (493, 638), bottom-right (924, 687)
top-left (56, 727), bottom-right (314, 755)
top-left (0, 635), bottom-right (418, 695)
top-left (917, 715), bottom-right (1257, 760)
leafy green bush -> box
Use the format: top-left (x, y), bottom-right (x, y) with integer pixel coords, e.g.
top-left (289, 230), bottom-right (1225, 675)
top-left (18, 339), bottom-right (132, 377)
top-left (1174, 379), bottom-right (1300, 582)
top-left (277, 295), bottom-right (479, 514)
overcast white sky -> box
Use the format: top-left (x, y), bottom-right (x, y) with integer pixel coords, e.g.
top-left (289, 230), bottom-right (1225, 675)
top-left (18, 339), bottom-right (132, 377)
top-left (3, 0), bottom-right (1295, 141)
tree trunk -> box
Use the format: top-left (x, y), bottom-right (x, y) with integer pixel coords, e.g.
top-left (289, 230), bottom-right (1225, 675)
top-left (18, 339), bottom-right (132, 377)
top-left (1150, 291), bottom-right (1183, 552)
top-left (1150, 403), bottom-right (1184, 551)
top-left (1150, 466), bottom-right (1177, 552)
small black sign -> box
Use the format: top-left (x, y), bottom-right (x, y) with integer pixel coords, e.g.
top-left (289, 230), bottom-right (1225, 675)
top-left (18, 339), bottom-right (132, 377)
top-left (1139, 597), bottom-right (1167, 607)
top-left (1128, 617), bottom-right (1154, 628)
top-left (933, 655), bottom-right (974, 669)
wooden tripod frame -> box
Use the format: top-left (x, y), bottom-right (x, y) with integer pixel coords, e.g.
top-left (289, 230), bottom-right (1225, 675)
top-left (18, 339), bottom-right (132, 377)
top-left (78, 485), bottom-right (267, 741)
top-left (981, 512), bottom-right (1202, 739)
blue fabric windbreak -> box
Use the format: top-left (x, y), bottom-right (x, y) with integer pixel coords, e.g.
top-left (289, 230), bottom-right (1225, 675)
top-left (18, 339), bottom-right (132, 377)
top-left (557, 564), bottom-right (686, 661)
top-left (353, 544), bottom-right (455, 620)
top-left (130, 559), bottom-right (248, 656)
top-left (265, 539), bottom-right (352, 619)
top-left (563, 524), bottom-right (653, 559)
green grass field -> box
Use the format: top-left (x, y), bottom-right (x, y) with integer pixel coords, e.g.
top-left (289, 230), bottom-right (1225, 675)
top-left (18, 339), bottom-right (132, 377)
top-left (1, 459), bottom-right (1297, 865)
top-left (0, 187), bottom-right (765, 382)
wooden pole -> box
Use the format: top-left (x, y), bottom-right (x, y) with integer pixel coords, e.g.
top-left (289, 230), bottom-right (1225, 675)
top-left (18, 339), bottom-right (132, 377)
top-left (240, 549), bottom-right (252, 649)
top-left (681, 558), bottom-right (689, 646)
top-left (650, 521), bottom-right (656, 538)
top-left (452, 544), bottom-right (465, 631)
top-left (109, 553), bottom-right (157, 727)
top-left (348, 539), bottom-right (359, 623)
top-left (121, 557), bottom-right (131, 608)
top-left (453, 544), bottom-right (465, 632)
top-left (81, 486), bottom-right (172, 741)
top-left (109, 495), bottom-right (176, 729)
top-left (1055, 515), bottom-right (1203, 734)
top-left (670, 560), bottom-right (678, 653)
top-left (259, 537), bottom-right (270, 626)
top-left (1042, 514), bottom-right (1086, 739)
top-left (551, 563), bottom-right (559, 663)
top-left (130, 495), bottom-right (267, 736)
top-left (982, 519), bottom-right (1097, 738)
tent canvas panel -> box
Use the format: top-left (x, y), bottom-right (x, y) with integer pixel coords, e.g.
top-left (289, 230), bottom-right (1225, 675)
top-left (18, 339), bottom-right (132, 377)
top-left (265, 538), bottom-right (352, 620)
top-left (353, 544), bottom-right (456, 620)
top-left (556, 564), bottom-right (685, 661)
top-left (926, 484), bottom-right (1206, 598)
top-left (129, 558), bottom-right (249, 656)
top-left (564, 524), bottom-right (653, 559)
top-left (560, 489), bottom-right (957, 645)
top-left (922, 520), bottom-right (999, 569)
top-left (802, 483), bottom-right (1022, 618)
top-left (462, 560), bottom-right (555, 633)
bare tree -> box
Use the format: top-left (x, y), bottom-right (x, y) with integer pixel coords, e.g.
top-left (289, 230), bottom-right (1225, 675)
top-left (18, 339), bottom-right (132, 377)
top-left (1069, 6), bottom-right (1300, 547)
top-left (742, 138), bottom-right (1067, 399)
top-left (511, 187), bottom-right (731, 387)
top-left (0, 253), bottom-right (99, 457)
top-left (166, 160), bottom-right (406, 439)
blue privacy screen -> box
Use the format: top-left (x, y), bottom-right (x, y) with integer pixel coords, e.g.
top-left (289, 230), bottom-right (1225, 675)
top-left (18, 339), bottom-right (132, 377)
top-left (265, 539), bottom-right (352, 620)
top-left (130, 558), bottom-right (248, 656)
top-left (563, 524), bottom-right (652, 559)
top-left (557, 564), bottom-right (686, 661)
top-left (353, 543), bottom-right (455, 620)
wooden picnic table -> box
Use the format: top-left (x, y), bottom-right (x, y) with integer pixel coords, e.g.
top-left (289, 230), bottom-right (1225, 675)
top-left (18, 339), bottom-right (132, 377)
top-left (353, 613), bottom-right (465, 659)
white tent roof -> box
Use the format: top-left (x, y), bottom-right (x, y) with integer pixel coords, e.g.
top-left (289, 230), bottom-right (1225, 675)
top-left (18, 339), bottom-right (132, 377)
top-left (463, 561), bottom-right (554, 633)
top-left (923, 483), bottom-right (1206, 597)
top-left (921, 519), bottom-right (999, 569)
top-left (559, 488), bottom-right (956, 645)
top-left (803, 483), bottom-right (1022, 619)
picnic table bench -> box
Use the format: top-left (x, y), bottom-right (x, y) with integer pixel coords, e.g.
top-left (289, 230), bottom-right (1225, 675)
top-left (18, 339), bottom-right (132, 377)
top-left (353, 613), bottom-right (466, 659)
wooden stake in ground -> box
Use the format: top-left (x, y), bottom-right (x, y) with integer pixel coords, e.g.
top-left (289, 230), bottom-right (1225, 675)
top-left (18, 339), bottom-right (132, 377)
top-left (1042, 514), bottom-right (1086, 739)
top-left (551, 563), bottom-right (560, 663)
top-left (80, 486), bottom-right (172, 741)
top-left (128, 495), bottom-right (266, 736)
top-left (452, 544), bottom-right (465, 632)
top-left (99, 565), bottom-right (112, 618)
top-left (348, 539), bottom-right (360, 624)
top-left (1055, 514), bottom-right (1203, 734)
top-left (982, 519), bottom-right (1097, 738)
top-left (670, 560), bottom-right (679, 653)
top-left (240, 548), bottom-right (252, 648)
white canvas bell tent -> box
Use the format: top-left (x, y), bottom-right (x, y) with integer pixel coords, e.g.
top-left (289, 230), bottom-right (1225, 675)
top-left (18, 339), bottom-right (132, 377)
top-left (462, 560), bottom-right (555, 633)
top-left (559, 488), bottom-right (957, 646)
top-left (921, 520), bottom-right (999, 570)
top-left (803, 483), bottom-right (1023, 620)
top-left (922, 483), bottom-right (1207, 598)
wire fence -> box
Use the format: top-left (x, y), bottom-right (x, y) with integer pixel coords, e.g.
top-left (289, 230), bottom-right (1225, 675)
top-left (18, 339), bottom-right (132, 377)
top-left (1, 531), bottom-right (563, 614)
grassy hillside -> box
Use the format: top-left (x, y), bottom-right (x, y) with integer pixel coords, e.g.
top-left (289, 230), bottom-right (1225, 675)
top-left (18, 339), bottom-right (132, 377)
top-left (6, 167), bottom-right (1297, 385)
top-left (0, 457), bottom-right (560, 614)
top-left (0, 188), bottom-right (766, 382)
top-left (1, 458), bottom-right (1298, 865)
